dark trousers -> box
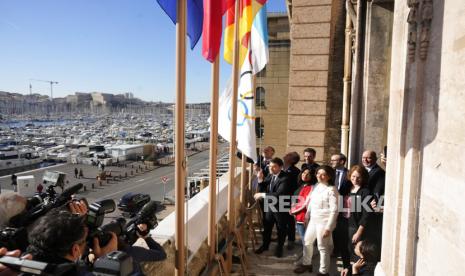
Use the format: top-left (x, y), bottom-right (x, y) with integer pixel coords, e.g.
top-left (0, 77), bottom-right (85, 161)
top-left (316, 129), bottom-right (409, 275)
top-left (333, 215), bottom-right (351, 268)
top-left (262, 211), bottom-right (288, 251)
top-left (348, 225), bottom-right (358, 261)
top-left (287, 214), bottom-right (296, 242)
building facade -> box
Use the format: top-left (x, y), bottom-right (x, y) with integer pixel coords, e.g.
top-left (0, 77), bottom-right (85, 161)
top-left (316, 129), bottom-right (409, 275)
top-left (283, 0), bottom-right (465, 275)
top-left (255, 13), bottom-right (291, 158)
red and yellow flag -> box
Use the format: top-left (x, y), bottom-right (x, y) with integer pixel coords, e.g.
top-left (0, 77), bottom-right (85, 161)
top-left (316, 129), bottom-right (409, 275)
top-left (202, 0), bottom-right (235, 62)
top-left (223, 0), bottom-right (267, 66)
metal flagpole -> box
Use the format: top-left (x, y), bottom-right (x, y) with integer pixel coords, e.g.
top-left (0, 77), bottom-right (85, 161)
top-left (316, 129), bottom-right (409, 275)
top-left (227, 0), bottom-right (241, 271)
top-left (175, 0), bottom-right (187, 275)
top-left (208, 56), bottom-right (220, 263)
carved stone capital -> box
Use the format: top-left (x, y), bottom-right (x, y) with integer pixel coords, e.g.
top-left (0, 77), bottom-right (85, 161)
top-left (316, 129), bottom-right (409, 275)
top-left (407, 0), bottom-right (420, 62)
top-left (420, 0), bottom-right (433, 60)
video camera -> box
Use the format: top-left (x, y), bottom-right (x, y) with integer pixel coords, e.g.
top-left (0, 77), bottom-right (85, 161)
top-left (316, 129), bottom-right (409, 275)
top-left (0, 251), bottom-right (135, 276)
top-left (11, 183), bottom-right (84, 228)
top-left (86, 199), bottom-right (160, 246)
top-left (86, 199), bottom-right (126, 248)
top-left (0, 183), bottom-right (84, 251)
top-left (123, 201), bottom-right (159, 245)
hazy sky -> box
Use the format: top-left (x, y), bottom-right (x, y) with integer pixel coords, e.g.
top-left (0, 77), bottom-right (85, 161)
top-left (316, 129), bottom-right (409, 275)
top-left (0, 0), bottom-right (287, 103)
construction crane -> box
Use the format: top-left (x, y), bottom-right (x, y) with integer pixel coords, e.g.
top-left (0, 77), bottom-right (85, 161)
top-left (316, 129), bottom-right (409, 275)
top-left (29, 79), bottom-right (59, 100)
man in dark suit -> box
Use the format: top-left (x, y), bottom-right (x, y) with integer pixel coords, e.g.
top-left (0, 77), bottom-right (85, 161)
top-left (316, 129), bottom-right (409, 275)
top-left (283, 151), bottom-right (301, 250)
top-left (255, 146), bottom-right (275, 178)
top-left (331, 153), bottom-right (350, 195)
top-left (362, 150), bottom-right (385, 198)
top-left (254, 157), bottom-right (290, 257)
top-left (301, 147), bottom-right (319, 172)
top-left (330, 153), bottom-right (351, 269)
top-left (362, 150), bottom-right (385, 250)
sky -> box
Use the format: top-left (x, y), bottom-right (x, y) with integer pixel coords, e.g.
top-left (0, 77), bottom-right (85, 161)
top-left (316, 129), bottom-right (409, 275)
top-left (0, 0), bottom-right (287, 103)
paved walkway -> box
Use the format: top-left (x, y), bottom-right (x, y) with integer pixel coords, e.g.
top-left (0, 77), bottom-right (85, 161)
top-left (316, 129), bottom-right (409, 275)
top-left (231, 223), bottom-right (343, 275)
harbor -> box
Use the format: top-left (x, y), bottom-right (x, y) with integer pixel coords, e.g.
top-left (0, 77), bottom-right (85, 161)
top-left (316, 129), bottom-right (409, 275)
top-left (0, 107), bottom-right (211, 177)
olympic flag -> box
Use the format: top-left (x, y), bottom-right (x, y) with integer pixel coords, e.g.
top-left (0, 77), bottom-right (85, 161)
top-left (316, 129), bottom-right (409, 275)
top-left (217, 54), bottom-right (257, 163)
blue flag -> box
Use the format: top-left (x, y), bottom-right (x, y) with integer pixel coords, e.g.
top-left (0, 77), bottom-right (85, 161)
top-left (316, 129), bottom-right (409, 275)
top-left (156, 0), bottom-right (204, 50)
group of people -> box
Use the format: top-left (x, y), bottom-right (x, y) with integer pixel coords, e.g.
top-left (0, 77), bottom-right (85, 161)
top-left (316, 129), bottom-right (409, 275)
top-left (74, 167), bottom-right (84, 178)
top-left (253, 147), bottom-right (385, 276)
top-left (0, 192), bottom-right (166, 276)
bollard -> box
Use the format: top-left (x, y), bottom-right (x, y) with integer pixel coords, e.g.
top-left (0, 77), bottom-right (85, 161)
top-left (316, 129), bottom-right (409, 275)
top-left (132, 165), bottom-right (134, 169)
top-left (125, 172), bottom-right (128, 178)
top-left (92, 183), bottom-right (95, 189)
top-left (136, 169), bottom-right (138, 173)
top-left (83, 185), bottom-right (87, 191)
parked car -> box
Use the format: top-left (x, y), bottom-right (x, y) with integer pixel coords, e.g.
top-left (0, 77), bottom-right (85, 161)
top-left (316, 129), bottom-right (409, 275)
top-left (117, 192), bottom-right (151, 214)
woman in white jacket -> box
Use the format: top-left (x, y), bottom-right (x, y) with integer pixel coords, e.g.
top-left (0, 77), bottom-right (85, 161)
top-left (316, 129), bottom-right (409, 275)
top-left (294, 165), bottom-right (339, 275)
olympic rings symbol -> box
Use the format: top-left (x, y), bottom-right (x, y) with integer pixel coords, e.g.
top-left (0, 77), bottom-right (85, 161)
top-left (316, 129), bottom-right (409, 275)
top-left (228, 90), bottom-right (256, 126)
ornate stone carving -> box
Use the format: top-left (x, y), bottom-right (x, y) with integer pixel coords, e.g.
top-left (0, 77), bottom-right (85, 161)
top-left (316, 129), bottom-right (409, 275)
top-left (407, 0), bottom-right (420, 62)
top-left (420, 0), bottom-right (433, 60)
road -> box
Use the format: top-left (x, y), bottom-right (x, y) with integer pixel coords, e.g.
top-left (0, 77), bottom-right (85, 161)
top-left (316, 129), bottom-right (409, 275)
top-left (0, 144), bottom-right (228, 206)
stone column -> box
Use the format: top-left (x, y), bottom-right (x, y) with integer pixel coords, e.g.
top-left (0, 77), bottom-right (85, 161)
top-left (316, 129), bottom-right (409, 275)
top-left (375, 0), bottom-right (465, 275)
top-left (360, 1), bottom-right (394, 156)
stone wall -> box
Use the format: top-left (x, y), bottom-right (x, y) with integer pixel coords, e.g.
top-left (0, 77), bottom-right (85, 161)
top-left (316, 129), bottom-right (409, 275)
top-left (255, 15), bottom-right (290, 158)
top-left (287, 0), bottom-right (345, 163)
top-left (324, 0), bottom-right (346, 161)
top-left (377, 0), bottom-right (465, 275)
top-left (360, 1), bottom-right (393, 158)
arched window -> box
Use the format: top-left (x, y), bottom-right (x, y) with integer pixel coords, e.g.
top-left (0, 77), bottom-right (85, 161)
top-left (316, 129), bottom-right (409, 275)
top-left (255, 87), bottom-right (266, 107)
top-left (255, 117), bottom-right (264, 138)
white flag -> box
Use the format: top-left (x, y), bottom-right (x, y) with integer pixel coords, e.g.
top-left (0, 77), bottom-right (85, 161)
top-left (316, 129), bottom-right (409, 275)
top-left (217, 57), bottom-right (257, 163)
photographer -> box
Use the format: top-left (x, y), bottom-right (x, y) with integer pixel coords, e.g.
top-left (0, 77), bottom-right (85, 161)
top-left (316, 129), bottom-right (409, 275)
top-left (26, 210), bottom-right (118, 276)
top-left (121, 223), bottom-right (166, 263)
top-left (0, 193), bottom-right (27, 228)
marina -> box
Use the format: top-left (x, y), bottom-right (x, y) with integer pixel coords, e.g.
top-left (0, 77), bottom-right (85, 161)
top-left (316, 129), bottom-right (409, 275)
top-left (0, 109), bottom-right (211, 177)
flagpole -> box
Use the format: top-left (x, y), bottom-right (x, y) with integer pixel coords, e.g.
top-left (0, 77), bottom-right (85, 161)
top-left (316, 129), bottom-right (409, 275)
top-left (250, 74), bottom-right (257, 193)
top-left (240, 155), bottom-right (247, 204)
top-left (208, 56), bottom-right (220, 264)
top-left (175, 0), bottom-right (187, 275)
top-left (227, 0), bottom-right (241, 271)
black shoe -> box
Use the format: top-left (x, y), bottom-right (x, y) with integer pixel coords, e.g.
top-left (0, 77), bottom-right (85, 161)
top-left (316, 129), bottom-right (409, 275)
top-left (293, 265), bottom-right (312, 274)
top-left (316, 273), bottom-right (329, 276)
top-left (274, 247), bottom-right (283, 258)
top-left (254, 245), bottom-right (268, 254)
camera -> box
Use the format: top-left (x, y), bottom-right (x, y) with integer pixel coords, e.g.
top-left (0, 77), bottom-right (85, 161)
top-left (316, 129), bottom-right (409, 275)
top-left (123, 201), bottom-right (159, 245)
top-left (0, 184), bottom-right (84, 251)
top-left (0, 251), bottom-right (135, 276)
top-left (0, 227), bottom-right (28, 252)
top-left (86, 199), bottom-right (127, 247)
top-left (11, 183), bottom-right (84, 228)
